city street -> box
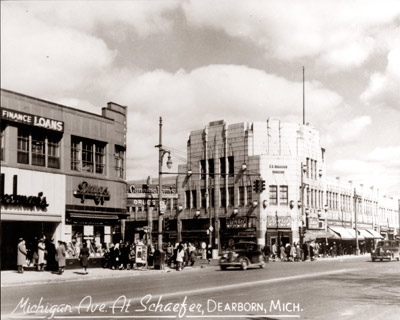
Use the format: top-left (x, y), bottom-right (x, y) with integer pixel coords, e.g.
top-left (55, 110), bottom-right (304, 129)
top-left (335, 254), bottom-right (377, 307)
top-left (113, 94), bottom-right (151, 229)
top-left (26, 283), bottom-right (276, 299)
top-left (2, 256), bottom-right (399, 320)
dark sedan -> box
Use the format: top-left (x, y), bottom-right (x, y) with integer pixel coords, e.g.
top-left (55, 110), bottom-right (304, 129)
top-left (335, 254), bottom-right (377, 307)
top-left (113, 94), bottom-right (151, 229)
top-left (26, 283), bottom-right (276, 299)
top-left (219, 242), bottom-right (266, 270)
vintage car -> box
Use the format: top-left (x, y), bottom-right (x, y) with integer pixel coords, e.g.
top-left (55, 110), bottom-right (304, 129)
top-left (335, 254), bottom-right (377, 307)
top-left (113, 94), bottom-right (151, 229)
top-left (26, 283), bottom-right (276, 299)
top-left (371, 240), bottom-right (400, 262)
top-left (219, 242), bottom-right (265, 270)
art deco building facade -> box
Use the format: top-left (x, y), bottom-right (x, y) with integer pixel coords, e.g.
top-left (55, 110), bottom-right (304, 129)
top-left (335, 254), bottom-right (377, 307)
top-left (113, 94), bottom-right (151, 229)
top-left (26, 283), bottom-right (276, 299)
top-left (0, 89), bottom-right (127, 269)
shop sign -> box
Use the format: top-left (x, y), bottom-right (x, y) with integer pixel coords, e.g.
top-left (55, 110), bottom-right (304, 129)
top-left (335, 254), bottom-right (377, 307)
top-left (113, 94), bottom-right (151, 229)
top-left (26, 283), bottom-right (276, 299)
top-left (128, 184), bottom-right (176, 194)
top-left (0, 192), bottom-right (49, 210)
top-left (267, 216), bottom-right (292, 228)
top-left (1, 107), bottom-right (64, 132)
top-left (227, 217), bottom-right (247, 229)
top-left (73, 181), bottom-right (111, 205)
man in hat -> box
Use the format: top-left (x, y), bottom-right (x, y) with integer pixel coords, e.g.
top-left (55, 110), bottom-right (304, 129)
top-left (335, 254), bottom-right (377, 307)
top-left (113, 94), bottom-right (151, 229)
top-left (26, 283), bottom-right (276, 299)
top-left (17, 238), bottom-right (27, 273)
top-left (56, 241), bottom-right (66, 275)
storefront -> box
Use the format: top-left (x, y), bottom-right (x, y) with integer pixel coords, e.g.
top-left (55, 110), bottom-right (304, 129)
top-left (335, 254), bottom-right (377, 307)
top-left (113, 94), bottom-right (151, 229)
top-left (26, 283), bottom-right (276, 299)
top-left (64, 177), bottom-right (127, 256)
top-left (1, 167), bottom-right (65, 269)
top-left (266, 215), bottom-right (293, 247)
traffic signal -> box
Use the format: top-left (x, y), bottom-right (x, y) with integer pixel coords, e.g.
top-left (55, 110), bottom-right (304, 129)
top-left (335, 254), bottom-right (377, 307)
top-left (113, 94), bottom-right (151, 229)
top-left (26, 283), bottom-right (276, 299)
top-left (253, 179), bottom-right (260, 193)
top-left (260, 179), bottom-right (266, 192)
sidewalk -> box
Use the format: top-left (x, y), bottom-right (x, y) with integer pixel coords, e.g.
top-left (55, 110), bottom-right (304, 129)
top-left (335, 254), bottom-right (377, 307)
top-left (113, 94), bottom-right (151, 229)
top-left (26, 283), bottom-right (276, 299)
top-left (1, 259), bottom-right (218, 288)
top-left (1, 255), bottom-right (366, 288)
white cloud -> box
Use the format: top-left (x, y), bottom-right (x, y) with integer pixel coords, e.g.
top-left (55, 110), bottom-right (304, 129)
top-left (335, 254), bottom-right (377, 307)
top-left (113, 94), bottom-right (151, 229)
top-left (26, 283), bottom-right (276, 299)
top-left (183, 0), bottom-right (400, 70)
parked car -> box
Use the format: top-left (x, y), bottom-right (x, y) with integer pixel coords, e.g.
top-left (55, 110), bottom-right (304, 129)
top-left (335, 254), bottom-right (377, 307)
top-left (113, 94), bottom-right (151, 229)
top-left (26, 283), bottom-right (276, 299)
top-left (371, 240), bottom-right (400, 262)
top-left (219, 242), bottom-right (265, 270)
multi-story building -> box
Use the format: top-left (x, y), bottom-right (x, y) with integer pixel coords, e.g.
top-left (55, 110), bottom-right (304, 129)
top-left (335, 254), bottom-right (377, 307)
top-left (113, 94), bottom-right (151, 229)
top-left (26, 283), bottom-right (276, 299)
top-left (1, 89), bottom-right (127, 269)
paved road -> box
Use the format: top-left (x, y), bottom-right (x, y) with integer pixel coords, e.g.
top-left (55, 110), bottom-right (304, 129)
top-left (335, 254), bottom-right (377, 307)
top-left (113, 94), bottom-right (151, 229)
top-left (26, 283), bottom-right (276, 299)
top-left (2, 256), bottom-right (399, 320)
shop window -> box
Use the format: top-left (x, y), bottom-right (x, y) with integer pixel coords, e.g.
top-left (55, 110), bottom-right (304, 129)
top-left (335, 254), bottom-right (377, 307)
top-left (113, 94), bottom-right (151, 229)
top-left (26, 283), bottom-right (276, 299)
top-left (115, 145), bottom-right (125, 178)
top-left (269, 185), bottom-right (278, 205)
top-left (17, 129), bottom-right (29, 164)
top-left (279, 186), bottom-right (288, 205)
top-left (228, 186), bottom-right (234, 207)
top-left (239, 186), bottom-right (245, 207)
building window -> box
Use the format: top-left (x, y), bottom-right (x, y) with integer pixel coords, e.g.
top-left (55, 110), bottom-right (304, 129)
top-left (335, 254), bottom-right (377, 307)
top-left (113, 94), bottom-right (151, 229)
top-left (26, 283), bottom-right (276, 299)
top-left (228, 186), bottom-right (234, 207)
top-left (82, 140), bottom-right (94, 172)
top-left (220, 157), bottom-right (226, 177)
top-left (17, 127), bottom-right (61, 168)
top-left (200, 160), bottom-right (206, 179)
top-left (208, 159), bottom-right (214, 178)
top-left (220, 187), bottom-right (226, 208)
top-left (192, 190), bottom-right (197, 208)
top-left (95, 145), bottom-right (105, 174)
top-left (185, 190), bottom-right (191, 209)
top-left (201, 189), bottom-right (207, 208)
top-left (17, 129), bottom-right (29, 164)
top-left (269, 185), bottom-right (278, 205)
top-left (72, 136), bottom-right (106, 175)
top-left (279, 186), bottom-right (288, 205)
top-left (228, 156), bottom-right (234, 177)
top-left (0, 125), bottom-right (5, 161)
top-left (239, 186), bottom-right (245, 207)
top-left (209, 188), bottom-right (215, 208)
top-left (48, 136), bottom-right (60, 169)
top-left (306, 158), bottom-right (310, 178)
top-left (114, 145), bottom-right (125, 178)
top-left (246, 185), bottom-right (252, 205)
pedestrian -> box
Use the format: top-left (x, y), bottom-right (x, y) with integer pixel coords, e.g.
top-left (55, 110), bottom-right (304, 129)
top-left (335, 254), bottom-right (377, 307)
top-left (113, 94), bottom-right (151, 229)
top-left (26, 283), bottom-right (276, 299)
top-left (310, 243), bottom-right (315, 261)
top-left (37, 238), bottom-right (46, 271)
top-left (56, 241), bottom-right (66, 275)
top-left (79, 242), bottom-right (90, 274)
top-left (206, 245), bottom-right (213, 264)
top-left (302, 242), bottom-right (308, 261)
top-left (166, 242), bottom-right (173, 267)
top-left (285, 243), bottom-right (291, 262)
top-left (271, 242), bottom-right (277, 261)
top-left (332, 242), bottom-right (338, 258)
top-left (45, 239), bottom-right (57, 271)
top-left (290, 243), bottom-right (296, 262)
top-left (296, 244), bottom-right (302, 262)
top-left (263, 244), bottom-right (270, 263)
top-left (17, 238), bottom-right (27, 273)
top-left (280, 243), bottom-right (286, 262)
top-left (176, 243), bottom-right (185, 271)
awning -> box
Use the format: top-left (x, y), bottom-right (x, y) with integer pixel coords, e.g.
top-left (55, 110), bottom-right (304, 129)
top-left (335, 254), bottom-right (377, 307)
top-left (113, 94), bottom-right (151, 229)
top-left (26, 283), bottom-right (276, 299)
top-left (347, 228), bottom-right (365, 241)
top-left (304, 229), bottom-right (340, 242)
top-left (359, 229), bottom-right (375, 239)
top-left (366, 229), bottom-right (384, 239)
top-left (328, 226), bottom-right (354, 240)
top-left (69, 213), bottom-right (119, 220)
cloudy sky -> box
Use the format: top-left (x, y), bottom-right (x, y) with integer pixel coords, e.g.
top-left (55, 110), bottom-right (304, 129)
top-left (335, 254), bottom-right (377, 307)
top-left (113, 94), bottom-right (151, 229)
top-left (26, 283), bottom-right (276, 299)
top-left (1, 1), bottom-right (399, 195)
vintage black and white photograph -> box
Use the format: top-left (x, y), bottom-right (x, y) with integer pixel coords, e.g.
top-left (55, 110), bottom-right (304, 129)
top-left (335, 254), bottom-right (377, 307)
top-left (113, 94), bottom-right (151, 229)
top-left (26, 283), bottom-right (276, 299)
top-left (1, 1), bottom-right (400, 319)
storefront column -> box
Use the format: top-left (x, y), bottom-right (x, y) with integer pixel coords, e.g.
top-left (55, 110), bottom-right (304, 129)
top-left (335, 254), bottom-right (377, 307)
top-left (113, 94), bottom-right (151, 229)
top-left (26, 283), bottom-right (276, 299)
top-left (120, 219), bottom-right (126, 242)
top-left (147, 207), bottom-right (153, 245)
top-left (257, 208), bottom-right (267, 247)
top-left (177, 217), bottom-right (182, 243)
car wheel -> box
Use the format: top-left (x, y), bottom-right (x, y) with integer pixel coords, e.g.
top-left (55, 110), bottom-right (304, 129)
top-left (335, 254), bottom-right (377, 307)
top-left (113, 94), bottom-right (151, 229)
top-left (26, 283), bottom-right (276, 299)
top-left (241, 259), bottom-right (248, 270)
top-left (220, 265), bottom-right (227, 271)
top-left (371, 258), bottom-right (375, 262)
top-left (380, 259), bottom-right (383, 262)
top-left (259, 255), bottom-right (265, 268)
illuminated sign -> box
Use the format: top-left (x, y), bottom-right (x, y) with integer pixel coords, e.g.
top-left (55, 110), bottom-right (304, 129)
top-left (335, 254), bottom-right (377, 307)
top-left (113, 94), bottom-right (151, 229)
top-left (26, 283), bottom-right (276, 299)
top-left (1, 108), bottom-right (64, 132)
top-left (73, 181), bottom-right (110, 205)
top-left (227, 217), bottom-right (247, 229)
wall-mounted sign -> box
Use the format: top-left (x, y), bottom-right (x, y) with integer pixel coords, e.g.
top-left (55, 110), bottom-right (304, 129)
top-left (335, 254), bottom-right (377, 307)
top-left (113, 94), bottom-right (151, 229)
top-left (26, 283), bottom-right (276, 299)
top-left (73, 181), bottom-right (110, 205)
top-left (227, 217), bottom-right (247, 229)
top-left (127, 199), bottom-right (165, 207)
top-left (128, 184), bottom-right (176, 194)
top-left (269, 165), bottom-right (288, 169)
top-left (0, 192), bottom-right (49, 210)
top-left (267, 216), bottom-right (292, 228)
top-left (1, 107), bottom-right (64, 132)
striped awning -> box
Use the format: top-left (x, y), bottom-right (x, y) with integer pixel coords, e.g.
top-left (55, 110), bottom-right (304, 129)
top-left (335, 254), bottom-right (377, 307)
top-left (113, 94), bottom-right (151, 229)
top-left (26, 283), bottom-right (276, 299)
top-left (328, 226), bottom-right (354, 240)
top-left (366, 229), bottom-right (384, 239)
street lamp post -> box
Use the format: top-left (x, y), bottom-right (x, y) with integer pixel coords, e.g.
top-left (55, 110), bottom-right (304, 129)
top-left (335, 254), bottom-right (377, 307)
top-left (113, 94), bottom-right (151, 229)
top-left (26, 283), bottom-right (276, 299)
top-left (156, 117), bottom-right (172, 251)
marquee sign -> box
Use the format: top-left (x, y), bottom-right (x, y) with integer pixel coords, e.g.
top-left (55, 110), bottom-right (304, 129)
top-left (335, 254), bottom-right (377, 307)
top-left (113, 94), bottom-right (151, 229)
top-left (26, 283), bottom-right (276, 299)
top-left (128, 184), bottom-right (176, 194)
top-left (227, 217), bottom-right (247, 229)
top-left (1, 107), bottom-right (64, 132)
top-left (73, 181), bottom-right (110, 205)
top-left (267, 216), bottom-right (292, 228)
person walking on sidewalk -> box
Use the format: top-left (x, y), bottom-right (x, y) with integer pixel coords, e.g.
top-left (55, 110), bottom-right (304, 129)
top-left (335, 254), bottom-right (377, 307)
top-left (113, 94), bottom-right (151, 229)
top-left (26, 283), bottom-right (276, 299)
top-left (175, 243), bottom-right (184, 271)
top-left (79, 242), bottom-right (90, 274)
top-left (37, 238), bottom-right (46, 271)
top-left (17, 238), bottom-right (27, 273)
top-left (56, 241), bottom-right (66, 275)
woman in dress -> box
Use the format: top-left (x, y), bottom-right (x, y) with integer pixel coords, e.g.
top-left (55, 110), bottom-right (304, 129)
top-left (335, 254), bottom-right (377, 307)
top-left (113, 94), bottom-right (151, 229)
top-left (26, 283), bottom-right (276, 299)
top-left (37, 238), bottom-right (46, 271)
top-left (79, 242), bottom-right (90, 274)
